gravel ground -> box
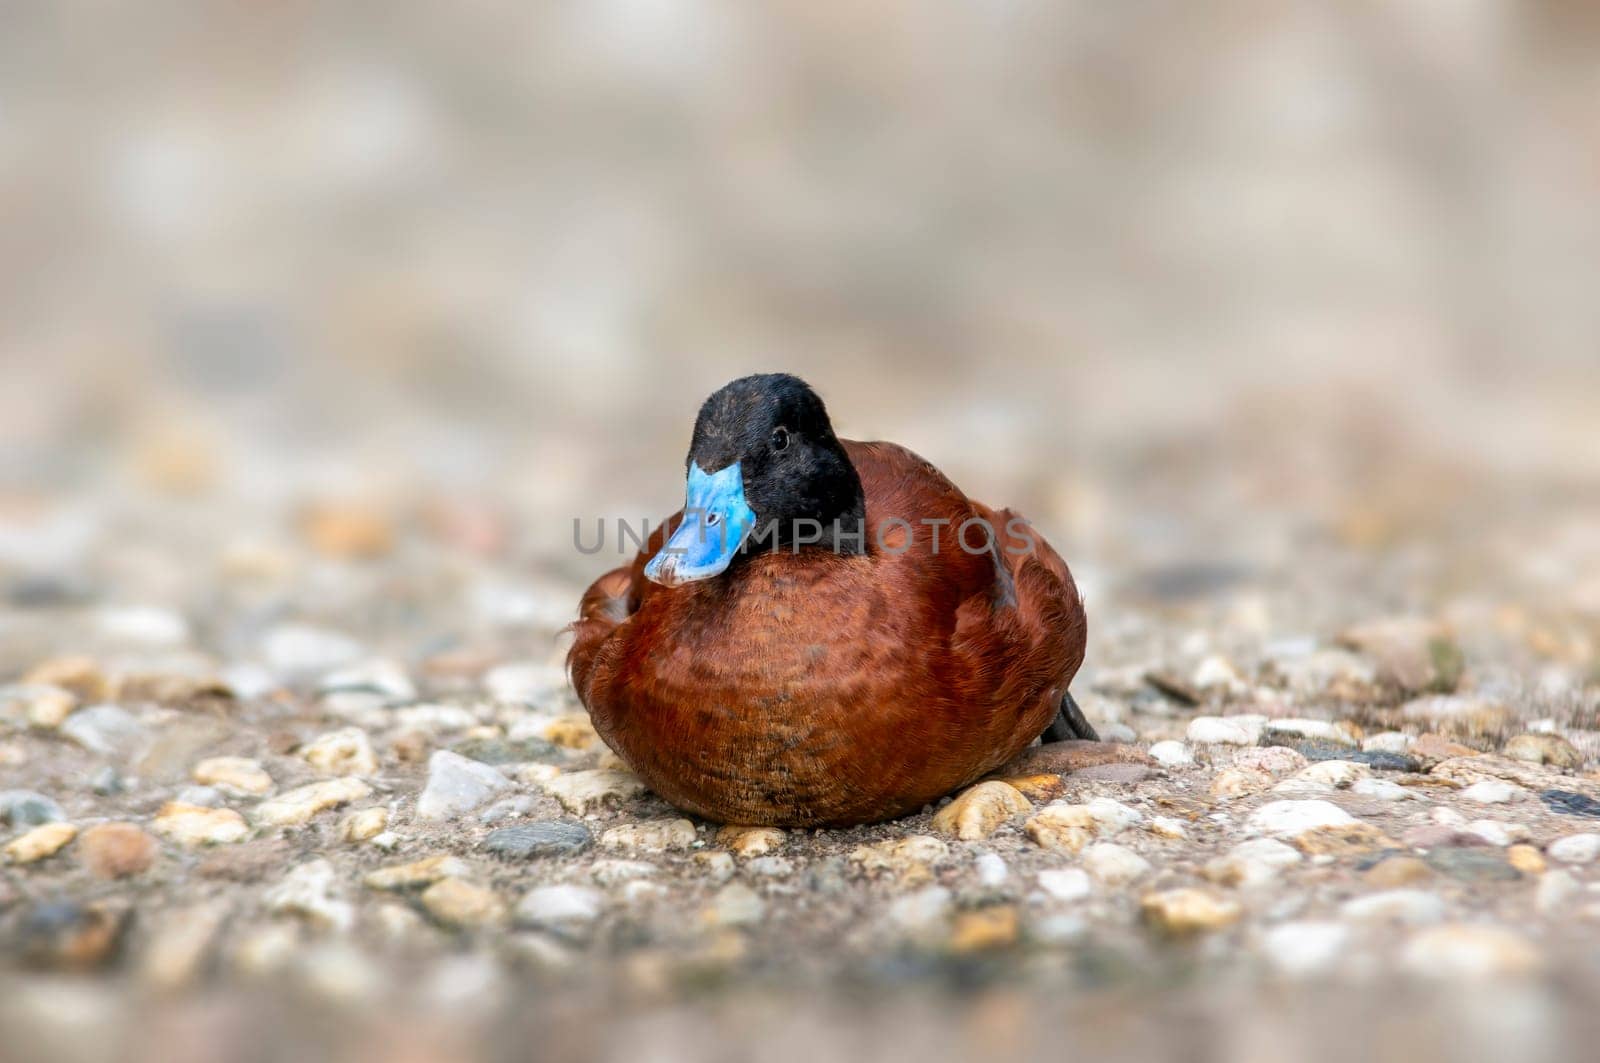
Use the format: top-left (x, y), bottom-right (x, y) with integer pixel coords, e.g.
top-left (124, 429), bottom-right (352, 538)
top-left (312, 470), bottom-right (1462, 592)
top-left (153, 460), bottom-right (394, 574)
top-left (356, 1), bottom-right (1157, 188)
top-left (2, 446), bottom-right (1598, 1063)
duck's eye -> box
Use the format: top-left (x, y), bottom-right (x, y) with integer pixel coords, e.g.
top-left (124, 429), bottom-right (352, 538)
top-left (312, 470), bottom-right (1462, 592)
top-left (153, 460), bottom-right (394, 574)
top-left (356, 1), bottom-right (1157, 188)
top-left (704, 511), bottom-right (720, 526)
top-left (770, 426), bottom-right (790, 452)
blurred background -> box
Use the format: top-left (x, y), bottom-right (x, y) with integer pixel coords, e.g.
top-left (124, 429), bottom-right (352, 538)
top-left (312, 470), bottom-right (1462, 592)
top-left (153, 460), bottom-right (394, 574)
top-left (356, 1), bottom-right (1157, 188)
top-left (2, 2), bottom-right (1599, 1060)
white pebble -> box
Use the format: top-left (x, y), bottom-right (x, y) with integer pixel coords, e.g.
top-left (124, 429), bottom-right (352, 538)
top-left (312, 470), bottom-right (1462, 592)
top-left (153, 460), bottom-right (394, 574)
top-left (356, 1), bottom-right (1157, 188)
top-left (1148, 741), bottom-right (1194, 767)
top-left (1549, 834), bottom-right (1600, 865)
top-left (1036, 868), bottom-right (1091, 902)
top-left (974, 852), bottom-right (1009, 887)
top-left (1186, 716), bottom-right (1264, 746)
top-left (1460, 780), bottom-right (1525, 805)
top-left (1342, 889), bottom-right (1447, 925)
top-left (1247, 800), bottom-right (1357, 837)
top-left (1259, 921), bottom-right (1350, 977)
top-left (1081, 843), bottom-right (1151, 885)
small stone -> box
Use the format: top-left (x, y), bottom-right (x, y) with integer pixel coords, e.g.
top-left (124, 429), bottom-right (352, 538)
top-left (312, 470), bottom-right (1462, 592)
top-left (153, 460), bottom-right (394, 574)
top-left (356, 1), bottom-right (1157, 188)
top-left (364, 854), bottom-right (473, 891)
top-left (21, 685), bottom-right (76, 729)
top-left (1203, 839), bottom-right (1303, 888)
top-left (716, 825), bottom-right (787, 858)
top-left (1248, 800), bottom-right (1357, 837)
top-left (79, 822), bottom-right (157, 878)
top-left (933, 781), bottom-right (1031, 840)
top-left (265, 859), bottom-right (354, 932)
top-left (1363, 856), bottom-right (1433, 888)
top-left (14, 900), bottom-right (129, 971)
top-left (1424, 847), bottom-right (1519, 882)
top-left (318, 659), bottom-right (415, 702)
top-left (1504, 734), bottom-right (1583, 770)
top-left (1081, 842), bottom-right (1151, 885)
top-left (140, 901), bottom-right (228, 988)
top-left (1294, 761), bottom-right (1370, 789)
top-left (415, 750), bottom-right (511, 821)
top-left (301, 728), bottom-right (378, 776)
top-left (255, 777), bottom-right (372, 827)
top-left (1412, 734), bottom-right (1480, 765)
top-left (693, 850), bottom-right (736, 883)
top-left (515, 884), bottom-right (604, 938)
top-left (176, 785), bottom-right (225, 808)
top-left (421, 878), bottom-right (507, 929)
top-left (61, 704), bottom-right (148, 757)
top-left (484, 821), bottom-right (593, 859)
top-left (24, 656), bottom-right (109, 701)
top-left (886, 886), bottom-right (952, 933)
top-left (1536, 870), bottom-right (1579, 913)
top-left (1507, 844), bottom-right (1546, 875)
top-left (600, 818), bottom-right (697, 853)
top-left (704, 882), bottom-right (765, 927)
top-left (1351, 778), bottom-right (1412, 802)
top-left (1548, 834), bottom-right (1600, 865)
top-left (193, 756), bottom-right (273, 796)
top-left (1232, 747), bottom-right (1309, 775)
top-left (1037, 868), bottom-right (1092, 901)
top-left (1211, 768), bottom-right (1272, 798)
top-left (543, 769), bottom-right (648, 814)
top-left (999, 774), bottom-right (1067, 802)
top-left (370, 831), bottom-right (401, 851)
top-left (1024, 805), bottom-right (1095, 853)
top-left (974, 852), bottom-right (1009, 887)
top-left (1291, 822), bottom-right (1397, 857)
top-left (1148, 741), bottom-right (1194, 768)
top-left (0, 790), bottom-right (65, 827)
top-left (1461, 780), bottom-right (1525, 804)
top-left (1541, 790), bottom-right (1600, 818)
top-left (1140, 889), bottom-right (1241, 937)
top-left (4, 822), bottom-right (77, 863)
top-left (1148, 816), bottom-right (1188, 839)
top-left (949, 906), bottom-right (1019, 952)
top-left (340, 807), bottom-right (389, 843)
top-left (152, 802), bottom-right (249, 846)
top-left (1342, 889), bottom-right (1447, 925)
top-left (745, 855), bottom-right (794, 878)
top-left (1187, 715), bottom-right (1265, 746)
top-left (1400, 925), bottom-right (1542, 978)
top-left (850, 836), bottom-right (949, 883)
top-left (539, 713), bottom-right (600, 750)
top-left (1259, 922), bottom-right (1349, 977)
top-left (1463, 820), bottom-right (1526, 847)
top-left (1364, 732), bottom-right (1414, 754)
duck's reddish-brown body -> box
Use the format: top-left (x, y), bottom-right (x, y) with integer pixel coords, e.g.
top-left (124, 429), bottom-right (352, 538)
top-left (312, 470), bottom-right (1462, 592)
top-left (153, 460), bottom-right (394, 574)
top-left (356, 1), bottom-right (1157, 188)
top-left (568, 440), bottom-right (1086, 827)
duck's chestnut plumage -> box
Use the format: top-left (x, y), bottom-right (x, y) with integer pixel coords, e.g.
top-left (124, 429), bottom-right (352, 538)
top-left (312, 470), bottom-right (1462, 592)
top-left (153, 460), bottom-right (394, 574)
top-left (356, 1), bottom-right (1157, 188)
top-left (568, 374), bottom-right (1087, 827)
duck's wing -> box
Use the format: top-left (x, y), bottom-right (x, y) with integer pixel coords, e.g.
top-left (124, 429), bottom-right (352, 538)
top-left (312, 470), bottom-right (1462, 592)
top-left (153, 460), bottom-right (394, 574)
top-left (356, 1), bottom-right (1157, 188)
top-left (566, 512), bottom-right (680, 704)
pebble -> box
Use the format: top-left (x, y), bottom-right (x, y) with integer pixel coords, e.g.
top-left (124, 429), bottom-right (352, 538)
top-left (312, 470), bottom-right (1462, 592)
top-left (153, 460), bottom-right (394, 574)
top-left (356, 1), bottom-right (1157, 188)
top-left (1294, 760), bottom-right (1369, 788)
top-left (152, 802), bottom-right (249, 846)
top-left (1081, 842), bottom-right (1152, 885)
top-left (1232, 747), bottom-right (1309, 775)
top-left (1259, 921), bottom-right (1349, 977)
top-left (543, 769), bottom-right (648, 814)
top-left (974, 852), bottom-right (1009, 887)
top-left (255, 777), bottom-right (372, 827)
top-left (19, 684), bottom-right (76, 728)
top-left (78, 822), bottom-right (157, 878)
top-left (745, 855), bottom-right (794, 878)
top-left (886, 886), bottom-right (953, 933)
top-left (23, 656), bottom-right (109, 701)
top-left (318, 659), bottom-right (415, 702)
top-left (600, 818), bottom-right (697, 854)
top-left (421, 878), bottom-right (508, 929)
top-left (0, 790), bottom-right (65, 827)
top-left (1211, 768), bottom-right (1272, 798)
top-left (1147, 741), bottom-right (1194, 767)
top-left (515, 885), bottom-right (605, 938)
top-left (1203, 839), bottom-right (1304, 888)
top-left (1536, 870), bottom-right (1580, 913)
top-left (694, 850), bottom-right (737, 883)
top-left (60, 704), bottom-right (148, 757)
top-left (1024, 805), bottom-right (1096, 853)
top-left (340, 807), bottom-right (389, 843)
top-left (1363, 855), bottom-right (1434, 888)
top-left (1507, 844), bottom-right (1546, 875)
top-left (1364, 732), bottom-right (1413, 754)
top-left (949, 906), bottom-right (1019, 952)
top-left (592, 859), bottom-right (659, 886)
top-left (262, 624), bottom-right (364, 681)
top-left (704, 882), bottom-right (765, 927)
top-left (14, 900), bottom-right (130, 971)
top-left (364, 854), bottom-right (473, 891)
top-left (1186, 715), bottom-right (1264, 746)
top-left (1140, 889), bottom-right (1242, 936)
top-left (1503, 733), bottom-right (1583, 769)
top-left (1148, 816), bottom-right (1189, 839)
top-left (415, 750), bottom-right (511, 821)
top-left (1401, 696), bottom-right (1510, 740)
top-left (1424, 847), bottom-right (1519, 882)
top-left (193, 756), bottom-right (274, 796)
top-left (716, 825), bottom-right (787, 857)
top-left (176, 785), bottom-right (225, 808)
top-left (1400, 925), bottom-right (1542, 979)
top-left (265, 859), bottom-right (355, 932)
top-left (301, 728), bottom-right (379, 776)
top-left (1548, 834), bottom-right (1600, 865)
top-left (1247, 800), bottom-right (1358, 837)
top-left (1463, 820), bottom-right (1526, 847)
top-left (1086, 797), bottom-right (1143, 834)
top-left (932, 781), bottom-right (1031, 839)
top-left (4, 821), bottom-right (77, 863)
top-left (1461, 780), bottom-right (1526, 804)
top-left (1342, 889), bottom-right (1447, 925)
top-left (999, 773), bottom-right (1067, 802)
top-left (850, 835), bottom-right (949, 883)
top-left (1037, 868), bottom-right (1092, 901)
top-left (484, 821), bottom-right (593, 859)
top-left (1351, 778), bottom-right (1412, 802)
top-left (1541, 790), bottom-right (1600, 818)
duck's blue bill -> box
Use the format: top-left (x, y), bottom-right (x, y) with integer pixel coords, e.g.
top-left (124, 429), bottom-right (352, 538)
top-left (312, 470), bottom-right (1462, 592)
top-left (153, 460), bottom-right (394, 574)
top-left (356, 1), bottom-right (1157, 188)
top-left (644, 461), bottom-right (757, 586)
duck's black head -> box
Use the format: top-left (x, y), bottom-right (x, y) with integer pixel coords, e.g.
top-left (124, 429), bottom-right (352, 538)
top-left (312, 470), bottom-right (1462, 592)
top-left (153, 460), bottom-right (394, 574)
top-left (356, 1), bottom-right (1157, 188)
top-left (645, 373), bottom-right (866, 586)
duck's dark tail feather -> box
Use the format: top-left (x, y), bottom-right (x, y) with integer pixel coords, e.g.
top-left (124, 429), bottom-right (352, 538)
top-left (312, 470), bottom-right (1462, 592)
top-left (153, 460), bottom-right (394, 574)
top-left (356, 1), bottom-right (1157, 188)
top-left (1040, 690), bottom-right (1099, 744)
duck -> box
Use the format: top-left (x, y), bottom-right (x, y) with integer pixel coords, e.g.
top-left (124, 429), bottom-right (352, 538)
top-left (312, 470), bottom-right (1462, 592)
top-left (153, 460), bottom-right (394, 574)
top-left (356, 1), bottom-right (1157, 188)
top-left (567, 373), bottom-right (1094, 827)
